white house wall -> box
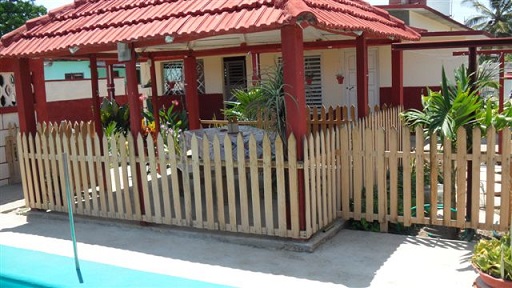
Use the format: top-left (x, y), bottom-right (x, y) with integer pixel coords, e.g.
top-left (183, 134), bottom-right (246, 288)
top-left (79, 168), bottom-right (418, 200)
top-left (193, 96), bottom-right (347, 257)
top-left (409, 12), bottom-right (455, 32)
top-left (45, 78), bottom-right (126, 102)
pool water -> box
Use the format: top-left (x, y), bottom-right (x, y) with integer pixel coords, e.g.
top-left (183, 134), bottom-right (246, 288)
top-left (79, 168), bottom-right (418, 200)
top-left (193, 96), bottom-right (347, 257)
top-left (0, 245), bottom-right (231, 288)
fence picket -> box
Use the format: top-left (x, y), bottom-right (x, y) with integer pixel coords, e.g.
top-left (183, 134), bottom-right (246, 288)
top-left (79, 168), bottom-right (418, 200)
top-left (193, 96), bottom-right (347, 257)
top-left (202, 135), bottom-right (215, 230)
top-left (429, 134), bottom-right (439, 226)
top-left (249, 135), bottom-right (262, 234)
top-left (288, 134), bottom-right (299, 238)
top-left (442, 136), bottom-right (452, 226)
top-left (224, 135), bottom-right (237, 232)
top-left (340, 127), bottom-right (350, 220)
top-left (402, 126), bottom-right (412, 227)
top-left (471, 128), bottom-right (482, 228)
top-left (485, 127), bottom-right (496, 229)
top-left (376, 128), bottom-right (387, 232)
top-left (308, 133), bottom-right (317, 232)
top-left (167, 134), bottom-right (182, 224)
top-left (388, 128), bottom-right (398, 223)
top-left (456, 128), bottom-right (467, 228)
top-left (275, 136), bottom-right (287, 237)
top-left (35, 133), bottom-right (48, 210)
top-left (117, 135), bottom-right (131, 219)
top-left (364, 127), bottom-right (374, 222)
top-left (212, 135), bottom-right (225, 230)
top-left (127, 134), bottom-right (142, 220)
top-left (157, 135), bottom-right (172, 225)
top-left (237, 134), bottom-right (250, 233)
top-left (353, 126), bottom-right (363, 221)
top-left (85, 134), bottom-right (99, 216)
top-left (263, 135), bottom-right (274, 235)
top-left (191, 135), bottom-right (203, 228)
top-left (28, 134), bottom-right (41, 209)
top-left (500, 129), bottom-right (511, 230)
top-left (415, 126), bottom-right (425, 223)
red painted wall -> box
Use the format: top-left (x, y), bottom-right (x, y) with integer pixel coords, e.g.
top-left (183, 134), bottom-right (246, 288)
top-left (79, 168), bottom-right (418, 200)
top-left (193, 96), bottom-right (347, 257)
top-left (380, 86), bottom-right (440, 110)
top-left (41, 93), bottom-right (224, 124)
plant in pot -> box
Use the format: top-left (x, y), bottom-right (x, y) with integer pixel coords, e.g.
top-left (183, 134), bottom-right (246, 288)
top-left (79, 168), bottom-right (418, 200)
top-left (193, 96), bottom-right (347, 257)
top-left (472, 232), bottom-right (512, 287)
top-left (336, 73), bottom-right (344, 84)
top-left (305, 71), bottom-right (315, 85)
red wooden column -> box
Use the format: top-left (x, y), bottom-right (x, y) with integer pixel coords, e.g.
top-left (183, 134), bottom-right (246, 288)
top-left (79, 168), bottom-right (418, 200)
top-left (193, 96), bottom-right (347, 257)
top-left (13, 58), bottom-right (36, 134)
top-left (29, 59), bottom-right (48, 123)
top-left (89, 55), bottom-right (103, 139)
top-left (125, 46), bottom-right (142, 137)
top-left (149, 56), bottom-right (160, 133)
top-left (184, 55), bottom-right (200, 130)
top-left (356, 35), bottom-right (369, 118)
top-left (251, 52), bottom-right (261, 85)
top-left (391, 48), bottom-right (404, 107)
top-left (281, 24), bottom-right (307, 230)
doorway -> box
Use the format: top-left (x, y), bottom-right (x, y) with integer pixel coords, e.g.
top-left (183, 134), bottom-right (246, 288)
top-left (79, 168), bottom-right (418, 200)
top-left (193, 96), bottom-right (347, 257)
top-left (344, 49), bottom-right (379, 117)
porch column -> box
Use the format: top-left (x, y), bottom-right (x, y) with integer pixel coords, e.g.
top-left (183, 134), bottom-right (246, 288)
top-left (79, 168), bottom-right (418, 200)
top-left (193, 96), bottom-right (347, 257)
top-left (356, 35), bottom-right (369, 118)
top-left (30, 59), bottom-right (48, 123)
top-left (184, 55), bottom-right (200, 130)
top-left (149, 57), bottom-right (160, 133)
top-left (251, 52), bottom-right (261, 86)
top-left (281, 24), bottom-right (307, 231)
top-left (106, 61), bottom-right (116, 100)
top-left (89, 55), bottom-right (103, 138)
top-left (391, 48), bottom-right (404, 107)
top-left (125, 46), bottom-right (142, 137)
top-left (13, 58), bottom-right (36, 134)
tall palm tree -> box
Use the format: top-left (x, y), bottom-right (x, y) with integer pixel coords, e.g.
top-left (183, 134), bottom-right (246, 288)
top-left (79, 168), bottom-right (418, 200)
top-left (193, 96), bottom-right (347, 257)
top-left (463, 0), bottom-right (512, 37)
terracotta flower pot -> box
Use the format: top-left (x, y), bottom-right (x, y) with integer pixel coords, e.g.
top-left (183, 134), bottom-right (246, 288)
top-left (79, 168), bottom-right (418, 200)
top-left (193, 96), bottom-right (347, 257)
top-left (336, 75), bottom-right (344, 84)
top-left (305, 77), bottom-right (313, 85)
top-left (474, 266), bottom-right (512, 288)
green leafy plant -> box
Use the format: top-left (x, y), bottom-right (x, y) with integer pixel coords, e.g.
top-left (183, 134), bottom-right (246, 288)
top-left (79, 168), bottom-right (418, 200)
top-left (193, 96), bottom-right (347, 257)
top-left (224, 63), bottom-right (294, 142)
top-left (472, 233), bottom-right (512, 281)
top-left (159, 100), bottom-right (188, 155)
top-left (100, 98), bottom-right (130, 137)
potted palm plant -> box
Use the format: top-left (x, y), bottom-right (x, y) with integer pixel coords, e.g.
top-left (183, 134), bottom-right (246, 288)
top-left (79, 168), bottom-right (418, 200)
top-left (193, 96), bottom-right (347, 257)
top-left (472, 232), bottom-right (512, 288)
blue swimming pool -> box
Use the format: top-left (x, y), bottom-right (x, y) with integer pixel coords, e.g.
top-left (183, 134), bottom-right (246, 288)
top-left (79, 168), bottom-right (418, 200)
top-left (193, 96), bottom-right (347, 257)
top-left (0, 245), bottom-right (231, 288)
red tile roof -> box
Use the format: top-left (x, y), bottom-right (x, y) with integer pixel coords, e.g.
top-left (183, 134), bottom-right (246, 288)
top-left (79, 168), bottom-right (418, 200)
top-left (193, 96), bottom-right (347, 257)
top-left (0, 0), bottom-right (420, 57)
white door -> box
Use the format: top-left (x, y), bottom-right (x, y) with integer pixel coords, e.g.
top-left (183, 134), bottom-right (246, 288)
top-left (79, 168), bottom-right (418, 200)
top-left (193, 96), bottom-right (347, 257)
top-left (344, 49), bottom-right (379, 117)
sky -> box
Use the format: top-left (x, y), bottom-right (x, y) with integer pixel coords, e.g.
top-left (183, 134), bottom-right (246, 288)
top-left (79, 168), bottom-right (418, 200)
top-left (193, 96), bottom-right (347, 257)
top-left (34, 0), bottom-right (479, 25)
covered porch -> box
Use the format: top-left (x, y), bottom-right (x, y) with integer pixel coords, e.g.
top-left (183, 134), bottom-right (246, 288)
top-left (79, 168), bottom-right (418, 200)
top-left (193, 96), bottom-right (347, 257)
top-left (1, 0), bottom-right (420, 239)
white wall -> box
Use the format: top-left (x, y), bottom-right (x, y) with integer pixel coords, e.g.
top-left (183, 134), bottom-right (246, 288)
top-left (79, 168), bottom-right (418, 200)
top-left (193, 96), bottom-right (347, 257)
top-left (45, 78), bottom-right (126, 102)
top-left (0, 112), bottom-right (19, 186)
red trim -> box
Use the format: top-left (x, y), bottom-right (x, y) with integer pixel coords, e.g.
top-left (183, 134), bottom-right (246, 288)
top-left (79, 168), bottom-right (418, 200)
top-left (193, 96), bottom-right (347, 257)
top-left (0, 106), bottom-right (17, 114)
top-left (393, 37), bottom-right (512, 50)
top-left (421, 31), bottom-right (494, 38)
top-left (13, 58), bottom-right (36, 134)
top-left (356, 35), bottom-right (369, 118)
top-left (281, 24), bottom-right (307, 231)
top-left (391, 49), bottom-right (403, 106)
top-left (453, 49), bottom-right (512, 55)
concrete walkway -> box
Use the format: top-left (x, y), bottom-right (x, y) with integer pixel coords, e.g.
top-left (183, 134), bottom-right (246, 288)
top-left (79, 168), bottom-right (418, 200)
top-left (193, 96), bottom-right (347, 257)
top-left (1, 184), bottom-right (478, 287)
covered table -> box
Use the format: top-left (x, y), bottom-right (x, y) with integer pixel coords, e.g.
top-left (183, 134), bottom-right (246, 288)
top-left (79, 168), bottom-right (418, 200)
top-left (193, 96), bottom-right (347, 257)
top-left (183, 126), bottom-right (276, 160)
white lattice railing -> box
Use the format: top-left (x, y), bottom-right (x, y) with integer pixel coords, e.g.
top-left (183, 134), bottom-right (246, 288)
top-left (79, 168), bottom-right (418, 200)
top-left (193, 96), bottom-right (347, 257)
top-left (0, 73), bottom-right (16, 107)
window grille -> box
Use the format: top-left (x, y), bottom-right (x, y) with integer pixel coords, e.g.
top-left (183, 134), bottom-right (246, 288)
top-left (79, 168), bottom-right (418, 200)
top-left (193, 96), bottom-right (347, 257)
top-left (0, 73), bottom-right (16, 107)
top-left (162, 60), bottom-right (205, 95)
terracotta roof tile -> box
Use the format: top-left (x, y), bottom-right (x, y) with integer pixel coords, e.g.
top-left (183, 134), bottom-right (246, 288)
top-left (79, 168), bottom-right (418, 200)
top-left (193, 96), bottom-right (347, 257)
top-left (0, 0), bottom-right (420, 57)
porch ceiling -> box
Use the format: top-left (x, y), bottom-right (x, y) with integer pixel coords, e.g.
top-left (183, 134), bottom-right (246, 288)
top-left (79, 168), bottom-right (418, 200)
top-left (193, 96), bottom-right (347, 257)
top-left (0, 0), bottom-right (420, 58)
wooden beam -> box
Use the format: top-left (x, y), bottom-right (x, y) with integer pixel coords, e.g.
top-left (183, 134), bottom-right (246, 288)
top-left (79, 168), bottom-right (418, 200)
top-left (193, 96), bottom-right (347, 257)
top-left (125, 45), bottom-right (142, 138)
top-left (393, 37), bottom-right (512, 50)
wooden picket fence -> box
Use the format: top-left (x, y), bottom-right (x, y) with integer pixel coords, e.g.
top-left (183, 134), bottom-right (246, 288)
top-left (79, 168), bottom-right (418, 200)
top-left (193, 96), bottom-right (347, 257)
top-left (333, 123), bottom-right (511, 232)
top-left (16, 108), bottom-right (511, 240)
top-left (307, 104), bottom-right (396, 134)
top-left (18, 121), bottom-right (317, 239)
